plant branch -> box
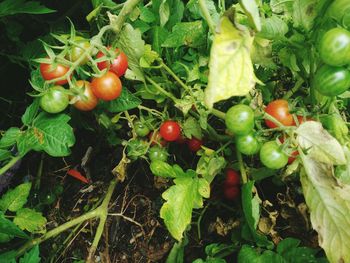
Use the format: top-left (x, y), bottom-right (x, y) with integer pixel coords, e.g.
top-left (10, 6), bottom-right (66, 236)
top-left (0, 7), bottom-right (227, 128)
top-left (0, 155), bottom-right (22, 176)
top-left (198, 0), bottom-right (216, 34)
top-left (109, 0), bottom-right (142, 34)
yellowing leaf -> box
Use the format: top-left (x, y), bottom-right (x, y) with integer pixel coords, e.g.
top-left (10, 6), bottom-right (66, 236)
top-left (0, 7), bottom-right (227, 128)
top-left (300, 154), bottom-right (350, 263)
top-left (204, 16), bottom-right (259, 108)
top-left (296, 121), bottom-right (346, 165)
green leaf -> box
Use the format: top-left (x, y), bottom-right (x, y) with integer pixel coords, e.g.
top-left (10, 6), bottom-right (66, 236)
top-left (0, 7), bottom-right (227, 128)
top-left (19, 245), bottom-right (40, 263)
top-left (14, 208), bottom-right (47, 233)
top-left (296, 121), bottom-right (346, 165)
top-left (117, 24), bottom-right (145, 82)
top-left (237, 245), bottom-right (260, 263)
top-left (159, 0), bottom-right (170, 26)
top-left (0, 0), bottom-right (55, 17)
top-left (270, 0), bottom-right (293, 15)
top-left (259, 251), bottom-right (287, 262)
top-left (166, 240), bottom-right (187, 263)
top-left (241, 181), bottom-right (273, 248)
top-left (182, 117), bottom-right (202, 139)
top-left (187, 0), bottom-right (219, 23)
top-left (276, 238), bottom-right (301, 255)
top-left (300, 154), bottom-right (350, 263)
top-left (162, 21), bottom-right (206, 48)
top-left (100, 88), bottom-right (141, 113)
top-left (282, 247), bottom-right (319, 263)
top-left (196, 155), bottom-right (226, 184)
top-left (151, 26), bottom-right (170, 54)
top-left (91, 0), bottom-right (117, 8)
top-left (258, 16), bottom-right (288, 40)
top-left (126, 139), bottom-right (148, 160)
top-left (139, 45), bottom-right (159, 68)
top-left (161, 176), bottom-right (205, 241)
top-left (0, 127), bottom-right (21, 149)
top-left (22, 99), bottom-right (40, 126)
top-left (239, 0), bottom-right (262, 31)
top-left (0, 212), bottom-right (29, 239)
top-left (0, 232), bottom-right (13, 243)
top-left (139, 7), bottom-right (156, 23)
top-left (335, 146), bottom-right (350, 184)
top-left (0, 183), bottom-right (31, 212)
top-left (0, 250), bottom-right (17, 263)
top-left (18, 113), bottom-right (75, 157)
top-left (292, 0), bottom-right (323, 31)
top-left (150, 160), bottom-right (183, 178)
top-left (204, 16), bottom-right (259, 108)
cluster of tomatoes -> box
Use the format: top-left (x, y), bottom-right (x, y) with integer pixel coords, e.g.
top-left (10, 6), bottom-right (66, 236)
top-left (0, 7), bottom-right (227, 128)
top-left (224, 99), bottom-right (310, 171)
top-left (133, 119), bottom-right (204, 162)
top-left (38, 37), bottom-right (128, 113)
top-left (313, 26), bottom-right (350, 96)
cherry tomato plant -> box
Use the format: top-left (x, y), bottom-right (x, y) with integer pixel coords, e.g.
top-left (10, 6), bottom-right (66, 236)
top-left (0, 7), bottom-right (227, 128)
top-left (1, 0), bottom-right (350, 262)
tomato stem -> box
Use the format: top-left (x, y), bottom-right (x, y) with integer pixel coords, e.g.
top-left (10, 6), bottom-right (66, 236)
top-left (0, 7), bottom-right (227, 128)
top-left (283, 78), bottom-right (304, 100)
top-left (145, 76), bottom-right (179, 102)
top-left (199, 0), bottom-right (216, 34)
top-left (211, 108), bottom-right (226, 120)
top-left (0, 155), bottom-right (22, 176)
top-left (109, 0), bottom-right (142, 34)
top-left (236, 148), bottom-right (248, 184)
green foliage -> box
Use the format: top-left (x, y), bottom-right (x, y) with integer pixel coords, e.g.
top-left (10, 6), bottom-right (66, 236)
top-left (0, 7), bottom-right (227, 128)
top-left (0, 0), bottom-right (55, 17)
top-left (0, 182), bottom-right (31, 212)
top-left (14, 208), bottom-right (47, 234)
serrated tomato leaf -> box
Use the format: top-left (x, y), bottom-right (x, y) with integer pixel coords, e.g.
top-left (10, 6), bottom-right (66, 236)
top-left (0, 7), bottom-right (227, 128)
top-left (0, 182), bottom-right (31, 212)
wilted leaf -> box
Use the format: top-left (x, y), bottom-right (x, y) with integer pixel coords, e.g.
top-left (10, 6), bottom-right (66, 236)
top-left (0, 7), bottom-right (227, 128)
top-left (301, 154), bottom-right (350, 263)
top-left (239, 0), bottom-right (262, 31)
top-left (296, 121), bottom-right (346, 165)
top-left (204, 16), bottom-right (259, 108)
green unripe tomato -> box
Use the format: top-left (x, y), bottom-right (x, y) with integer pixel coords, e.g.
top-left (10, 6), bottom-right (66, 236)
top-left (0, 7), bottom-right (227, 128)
top-left (148, 146), bottom-right (168, 162)
top-left (319, 28), bottom-right (350, 66)
top-left (40, 86), bottom-right (69, 114)
top-left (259, 141), bottom-right (288, 170)
top-left (313, 64), bottom-right (350, 96)
top-left (327, 0), bottom-right (350, 29)
top-left (225, 104), bottom-right (254, 135)
top-left (236, 133), bottom-right (261, 155)
top-left (134, 120), bottom-right (150, 137)
top-left (66, 36), bottom-right (91, 65)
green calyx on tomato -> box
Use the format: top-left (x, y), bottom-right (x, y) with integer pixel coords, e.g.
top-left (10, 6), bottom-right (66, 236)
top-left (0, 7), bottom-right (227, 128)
top-left (96, 47), bottom-right (128, 77)
top-left (236, 133), bottom-right (261, 156)
top-left (319, 27), bottom-right (350, 66)
top-left (134, 120), bottom-right (150, 137)
top-left (259, 141), bottom-right (288, 170)
top-left (264, 99), bottom-right (294, 128)
top-left (225, 104), bottom-right (255, 135)
top-left (91, 71), bottom-right (122, 101)
top-left (71, 80), bottom-right (99, 111)
top-left (313, 64), bottom-right (350, 96)
top-left (40, 62), bottom-right (70, 85)
top-left (148, 146), bottom-right (168, 162)
top-left (40, 86), bottom-right (69, 114)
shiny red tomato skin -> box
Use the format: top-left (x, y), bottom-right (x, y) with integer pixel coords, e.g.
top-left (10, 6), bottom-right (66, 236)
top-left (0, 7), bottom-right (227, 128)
top-left (71, 80), bottom-right (99, 111)
top-left (187, 137), bottom-right (203, 152)
top-left (225, 169), bottom-right (240, 186)
top-left (91, 71), bottom-right (122, 101)
top-left (159, 121), bottom-right (181, 142)
top-left (223, 185), bottom-right (240, 200)
top-left (264, 99), bottom-right (294, 128)
top-left (97, 48), bottom-right (128, 77)
top-left (40, 63), bottom-right (70, 85)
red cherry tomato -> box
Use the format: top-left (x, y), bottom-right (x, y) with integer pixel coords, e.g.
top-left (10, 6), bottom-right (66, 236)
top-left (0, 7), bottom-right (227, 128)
top-left (159, 121), bottom-right (181, 142)
top-left (187, 137), bottom-right (203, 152)
top-left (40, 62), bottom-right (70, 85)
top-left (96, 47), bottom-right (128, 77)
top-left (149, 131), bottom-right (167, 147)
top-left (71, 80), bottom-right (99, 111)
top-left (225, 169), bottom-right (240, 186)
top-left (223, 185), bottom-right (240, 200)
top-left (264, 99), bottom-right (294, 128)
top-left (91, 71), bottom-right (122, 101)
